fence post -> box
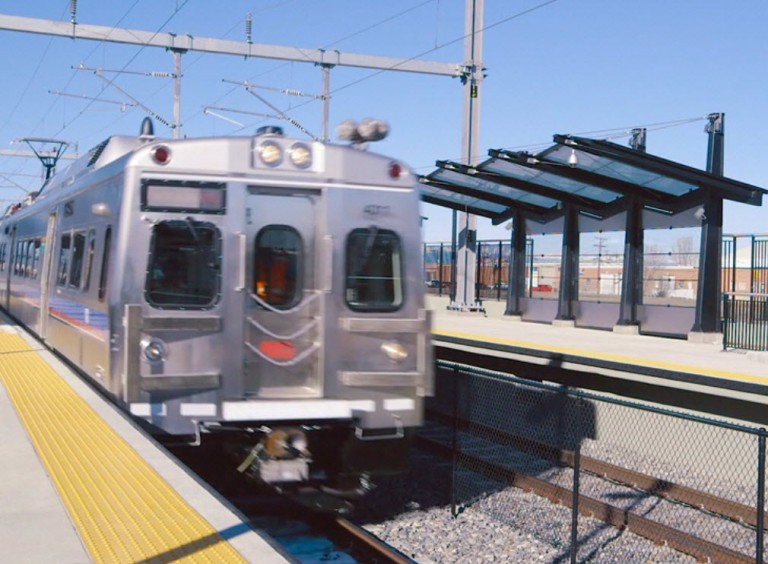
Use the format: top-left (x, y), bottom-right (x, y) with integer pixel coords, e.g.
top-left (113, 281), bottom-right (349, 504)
top-left (570, 402), bottom-right (581, 563)
top-left (758, 429), bottom-right (766, 564)
top-left (451, 365), bottom-right (459, 518)
top-left (497, 240), bottom-right (502, 301)
top-left (439, 243), bottom-right (445, 297)
top-left (722, 293), bottom-right (729, 351)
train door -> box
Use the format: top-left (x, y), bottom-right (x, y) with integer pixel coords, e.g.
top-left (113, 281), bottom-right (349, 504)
top-left (39, 213), bottom-right (57, 340)
top-left (243, 188), bottom-right (321, 398)
top-left (4, 226), bottom-right (16, 310)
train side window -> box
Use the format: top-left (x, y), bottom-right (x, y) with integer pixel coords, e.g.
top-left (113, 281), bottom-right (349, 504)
top-left (253, 226), bottom-right (302, 309)
top-left (17, 241), bottom-right (26, 277)
top-left (69, 231), bottom-right (87, 289)
top-left (98, 227), bottom-right (111, 302)
top-left (82, 230), bottom-right (96, 291)
top-left (32, 239), bottom-right (42, 280)
top-left (0, 243), bottom-right (5, 271)
top-left (14, 240), bottom-right (24, 276)
top-left (57, 233), bottom-right (71, 286)
top-left (345, 228), bottom-right (404, 312)
top-left (23, 240), bottom-right (33, 277)
top-left (145, 220), bottom-right (221, 309)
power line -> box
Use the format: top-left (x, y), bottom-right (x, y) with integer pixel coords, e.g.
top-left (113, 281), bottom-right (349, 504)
top-left (502, 116), bottom-right (709, 153)
top-left (142, 1), bottom-right (303, 129)
top-left (221, 0), bottom-right (563, 136)
top-left (50, 0), bottom-right (190, 139)
top-left (329, 0), bottom-right (562, 97)
top-left (27, 1), bottom-right (143, 139)
top-left (188, 1), bottom-right (442, 129)
top-left (0, 0), bottom-right (144, 192)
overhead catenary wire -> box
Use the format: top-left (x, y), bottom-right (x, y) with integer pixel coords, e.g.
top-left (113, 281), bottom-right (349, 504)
top-left (0, 0), bottom-right (144, 194)
top-left (502, 116), bottom-right (710, 153)
top-left (24, 1), bottom-right (143, 140)
top-left (220, 0), bottom-right (563, 137)
top-left (49, 0), bottom-right (190, 140)
top-left (188, 1), bottom-right (441, 130)
top-left (8, 1), bottom-right (562, 177)
top-left (413, 115), bottom-right (710, 173)
top-left (327, 0), bottom-right (562, 97)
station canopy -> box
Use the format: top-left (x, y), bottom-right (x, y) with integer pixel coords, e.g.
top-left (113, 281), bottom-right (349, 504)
top-left (419, 134), bottom-right (767, 225)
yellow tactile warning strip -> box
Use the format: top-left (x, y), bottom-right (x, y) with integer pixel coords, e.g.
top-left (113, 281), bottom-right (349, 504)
top-left (435, 328), bottom-right (768, 386)
top-left (0, 333), bottom-right (247, 563)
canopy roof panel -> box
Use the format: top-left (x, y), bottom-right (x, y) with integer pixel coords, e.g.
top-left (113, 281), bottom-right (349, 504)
top-left (420, 134), bottom-right (767, 225)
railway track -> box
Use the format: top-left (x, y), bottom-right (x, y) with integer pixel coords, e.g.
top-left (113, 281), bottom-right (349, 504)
top-left (169, 443), bottom-right (413, 563)
top-left (317, 514), bottom-right (414, 564)
top-left (420, 408), bottom-right (757, 563)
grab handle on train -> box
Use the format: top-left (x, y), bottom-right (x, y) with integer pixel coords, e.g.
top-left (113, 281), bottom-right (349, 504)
top-left (321, 235), bottom-right (333, 292)
top-left (236, 231), bottom-right (246, 292)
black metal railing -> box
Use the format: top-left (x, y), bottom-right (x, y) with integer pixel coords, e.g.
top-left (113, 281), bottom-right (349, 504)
top-left (429, 360), bottom-right (768, 563)
top-left (722, 292), bottom-right (768, 352)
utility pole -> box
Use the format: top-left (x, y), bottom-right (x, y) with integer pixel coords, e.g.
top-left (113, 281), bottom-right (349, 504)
top-left (594, 235), bottom-right (608, 297)
top-left (452, 0), bottom-right (484, 312)
top-left (171, 49), bottom-right (184, 138)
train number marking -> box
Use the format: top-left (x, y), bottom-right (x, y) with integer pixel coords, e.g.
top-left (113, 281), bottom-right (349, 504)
top-left (363, 204), bottom-right (391, 217)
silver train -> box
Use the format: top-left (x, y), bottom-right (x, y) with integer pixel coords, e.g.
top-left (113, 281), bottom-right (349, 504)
top-left (0, 119), bottom-right (433, 497)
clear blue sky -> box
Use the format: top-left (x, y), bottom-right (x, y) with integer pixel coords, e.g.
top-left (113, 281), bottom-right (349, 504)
top-left (1, 1), bottom-right (766, 242)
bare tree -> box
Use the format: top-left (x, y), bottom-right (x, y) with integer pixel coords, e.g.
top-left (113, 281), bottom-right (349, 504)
top-left (673, 236), bottom-right (697, 267)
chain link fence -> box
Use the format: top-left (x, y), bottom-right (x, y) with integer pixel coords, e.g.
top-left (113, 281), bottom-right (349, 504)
top-left (425, 360), bottom-right (768, 562)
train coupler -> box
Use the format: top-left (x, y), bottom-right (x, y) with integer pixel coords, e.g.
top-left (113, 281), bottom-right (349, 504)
top-left (236, 427), bottom-right (312, 484)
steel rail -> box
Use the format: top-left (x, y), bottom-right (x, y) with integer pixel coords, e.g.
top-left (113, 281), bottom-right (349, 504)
top-left (427, 408), bottom-right (763, 528)
top-left (416, 434), bottom-right (752, 563)
top-left (331, 516), bottom-right (415, 564)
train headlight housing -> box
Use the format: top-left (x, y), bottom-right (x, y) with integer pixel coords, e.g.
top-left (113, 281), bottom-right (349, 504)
top-left (141, 337), bottom-right (167, 363)
top-left (288, 142), bottom-right (312, 169)
top-left (258, 141), bottom-right (283, 167)
top-left (381, 341), bottom-right (408, 363)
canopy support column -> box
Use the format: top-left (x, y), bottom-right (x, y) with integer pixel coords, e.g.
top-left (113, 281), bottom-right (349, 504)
top-left (690, 113), bottom-right (725, 339)
top-left (555, 205), bottom-right (579, 323)
top-left (615, 197), bottom-right (643, 331)
top-left (505, 210), bottom-right (526, 316)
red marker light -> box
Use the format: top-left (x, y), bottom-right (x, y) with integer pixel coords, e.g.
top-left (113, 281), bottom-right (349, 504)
top-left (389, 161), bottom-right (402, 179)
top-left (151, 145), bottom-right (171, 165)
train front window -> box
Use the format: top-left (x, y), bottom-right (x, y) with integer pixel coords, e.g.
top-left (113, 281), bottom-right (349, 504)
top-left (345, 228), bottom-right (403, 312)
top-left (254, 226), bottom-right (302, 309)
top-left (145, 220), bottom-right (221, 309)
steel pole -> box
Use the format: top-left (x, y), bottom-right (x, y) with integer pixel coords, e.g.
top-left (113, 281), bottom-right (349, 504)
top-left (172, 49), bottom-right (183, 139)
top-left (453, 0), bottom-right (484, 311)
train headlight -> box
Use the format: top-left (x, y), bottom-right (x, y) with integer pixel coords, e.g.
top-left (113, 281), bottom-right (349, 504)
top-left (288, 142), bottom-right (312, 169)
top-left (381, 341), bottom-right (408, 363)
top-left (258, 141), bottom-right (283, 167)
top-left (141, 337), bottom-right (167, 363)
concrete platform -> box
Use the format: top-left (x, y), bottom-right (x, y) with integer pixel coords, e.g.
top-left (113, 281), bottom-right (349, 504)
top-left (428, 296), bottom-right (768, 410)
top-left (0, 315), bottom-right (290, 564)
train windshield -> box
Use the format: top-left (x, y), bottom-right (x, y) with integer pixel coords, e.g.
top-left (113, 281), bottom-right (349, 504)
top-left (145, 220), bottom-right (221, 308)
top-left (345, 227), bottom-right (403, 312)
